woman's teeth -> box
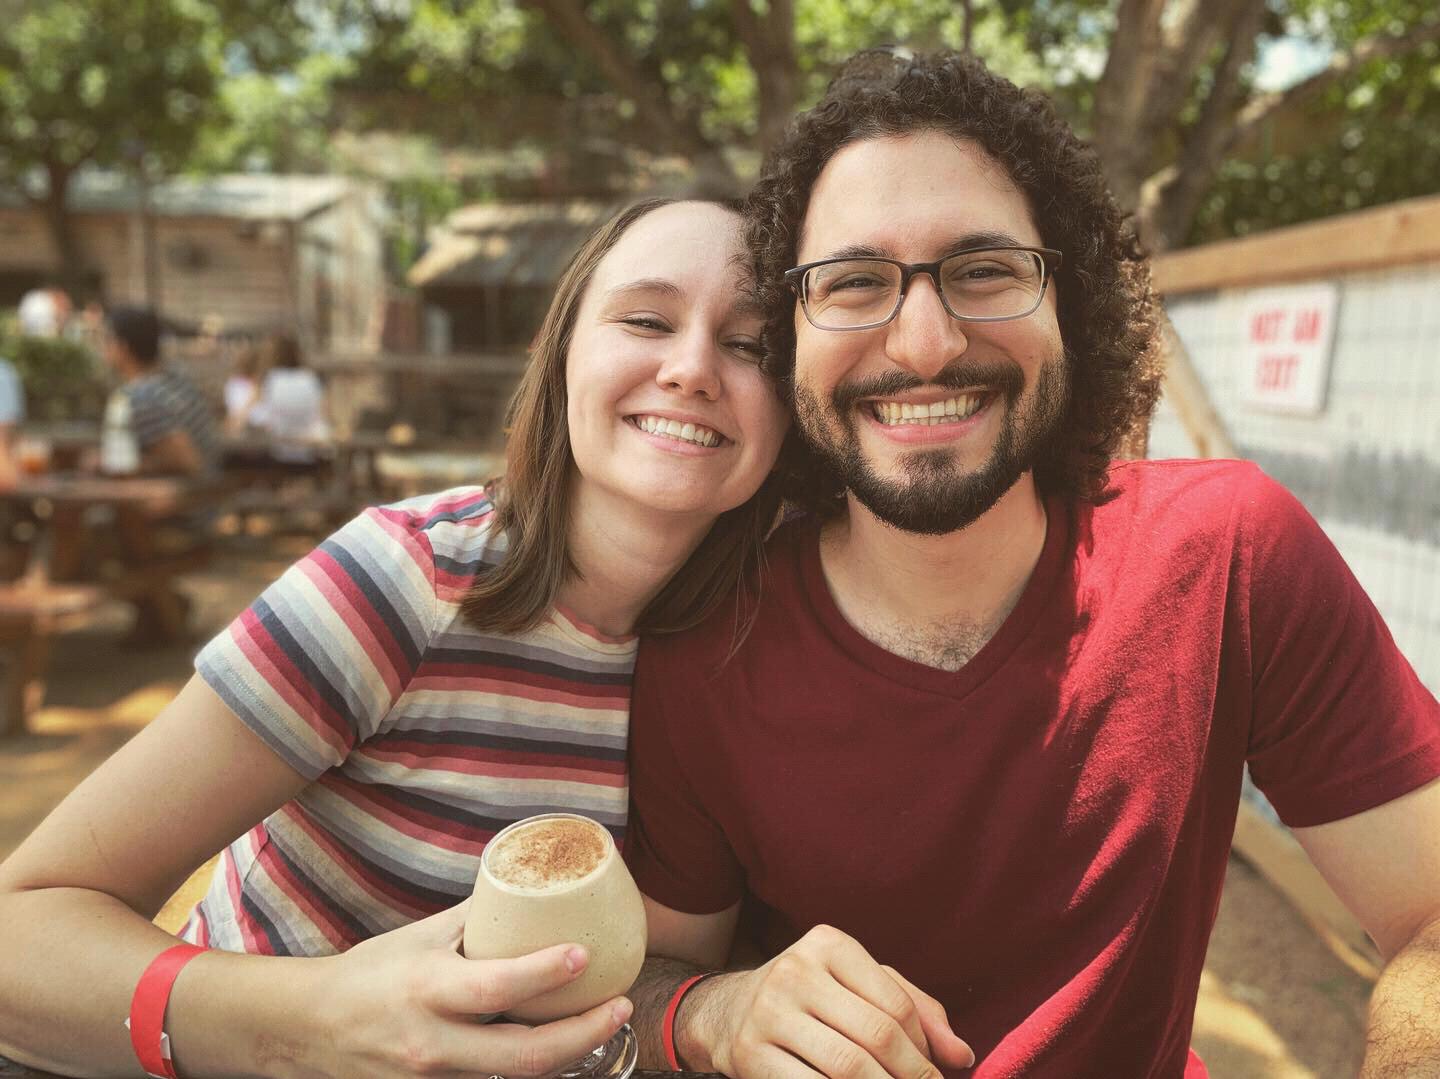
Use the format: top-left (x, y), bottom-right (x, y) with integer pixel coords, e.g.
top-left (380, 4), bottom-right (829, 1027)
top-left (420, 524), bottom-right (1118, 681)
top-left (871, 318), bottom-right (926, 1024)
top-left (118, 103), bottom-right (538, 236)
top-left (634, 414), bottom-right (722, 447)
top-left (872, 394), bottom-right (985, 426)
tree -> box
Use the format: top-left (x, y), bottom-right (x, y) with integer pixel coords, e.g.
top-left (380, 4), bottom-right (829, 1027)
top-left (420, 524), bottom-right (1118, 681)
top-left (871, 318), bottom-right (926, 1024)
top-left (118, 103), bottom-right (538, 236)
top-left (237, 1), bottom-right (1438, 255)
top-left (1001, 0), bottom-right (1440, 249)
top-left (0, 0), bottom-right (308, 299)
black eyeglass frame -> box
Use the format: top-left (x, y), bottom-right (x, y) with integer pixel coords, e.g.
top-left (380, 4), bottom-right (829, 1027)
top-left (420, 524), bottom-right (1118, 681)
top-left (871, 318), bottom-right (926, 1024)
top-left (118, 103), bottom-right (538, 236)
top-left (783, 245), bottom-right (1065, 331)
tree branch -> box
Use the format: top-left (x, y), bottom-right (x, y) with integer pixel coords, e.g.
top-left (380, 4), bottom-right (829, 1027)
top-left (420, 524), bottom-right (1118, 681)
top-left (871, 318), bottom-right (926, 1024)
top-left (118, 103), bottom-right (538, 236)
top-left (1139, 0), bottom-right (1267, 249)
top-left (730, 0), bottom-right (797, 153)
top-left (518, 0), bottom-right (732, 178)
top-left (1230, 17), bottom-right (1440, 143)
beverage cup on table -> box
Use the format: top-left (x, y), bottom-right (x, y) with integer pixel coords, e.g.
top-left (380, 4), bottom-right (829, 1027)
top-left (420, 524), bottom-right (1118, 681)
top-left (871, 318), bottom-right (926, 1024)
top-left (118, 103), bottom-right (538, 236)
top-left (465, 813), bottom-right (646, 1078)
top-left (16, 435), bottom-right (51, 476)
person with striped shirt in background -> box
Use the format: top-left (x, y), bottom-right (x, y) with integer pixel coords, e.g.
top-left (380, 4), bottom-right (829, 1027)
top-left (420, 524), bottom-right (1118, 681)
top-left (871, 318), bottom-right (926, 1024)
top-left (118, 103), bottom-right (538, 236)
top-left (0, 199), bottom-right (790, 1079)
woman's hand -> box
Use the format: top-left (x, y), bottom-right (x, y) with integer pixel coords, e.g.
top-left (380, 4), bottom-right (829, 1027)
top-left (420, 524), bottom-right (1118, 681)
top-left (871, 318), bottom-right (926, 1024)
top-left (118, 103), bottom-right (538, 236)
top-left (302, 901), bottom-right (633, 1079)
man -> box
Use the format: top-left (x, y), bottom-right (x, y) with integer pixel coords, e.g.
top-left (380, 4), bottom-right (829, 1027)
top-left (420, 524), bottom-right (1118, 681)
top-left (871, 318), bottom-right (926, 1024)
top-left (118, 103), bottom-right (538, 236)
top-left (103, 305), bottom-right (220, 477)
top-left (621, 49), bottom-right (1440, 1077)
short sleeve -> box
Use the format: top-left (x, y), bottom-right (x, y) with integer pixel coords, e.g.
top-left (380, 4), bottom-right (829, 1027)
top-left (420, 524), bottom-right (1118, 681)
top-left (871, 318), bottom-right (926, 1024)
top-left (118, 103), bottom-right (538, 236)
top-left (623, 641), bottom-right (746, 914)
top-left (0, 361), bottom-right (24, 425)
top-left (1242, 470), bottom-right (1440, 826)
top-left (128, 382), bottom-right (178, 448)
top-left (196, 504), bottom-right (440, 778)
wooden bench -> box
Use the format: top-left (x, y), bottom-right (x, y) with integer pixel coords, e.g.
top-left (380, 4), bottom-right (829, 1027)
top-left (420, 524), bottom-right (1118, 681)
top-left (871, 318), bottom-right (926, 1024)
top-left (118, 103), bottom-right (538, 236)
top-left (0, 582), bottom-right (105, 737)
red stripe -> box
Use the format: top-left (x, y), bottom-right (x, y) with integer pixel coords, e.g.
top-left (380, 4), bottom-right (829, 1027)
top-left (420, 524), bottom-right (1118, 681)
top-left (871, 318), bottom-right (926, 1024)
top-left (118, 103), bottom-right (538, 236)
top-left (252, 829), bottom-right (353, 951)
top-left (303, 549), bottom-right (409, 697)
top-left (284, 805), bottom-right (436, 921)
top-left (225, 826), bottom-right (267, 954)
top-left (370, 739), bottom-right (626, 776)
top-left (410, 672), bottom-right (630, 707)
top-left (231, 609), bottom-right (353, 756)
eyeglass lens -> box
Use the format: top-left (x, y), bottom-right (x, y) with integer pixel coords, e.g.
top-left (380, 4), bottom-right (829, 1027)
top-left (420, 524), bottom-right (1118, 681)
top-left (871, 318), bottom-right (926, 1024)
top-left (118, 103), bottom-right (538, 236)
top-left (803, 249), bottom-right (1046, 328)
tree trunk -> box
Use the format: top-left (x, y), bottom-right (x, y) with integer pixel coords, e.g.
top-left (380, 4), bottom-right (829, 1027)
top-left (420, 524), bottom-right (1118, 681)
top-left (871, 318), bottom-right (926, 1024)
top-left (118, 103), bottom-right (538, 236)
top-left (1139, 0), bottom-right (1267, 250)
top-left (1090, 0), bottom-right (1167, 211)
top-left (34, 161), bottom-right (88, 303)
top-left (731, 0), bottom-right (798, 155)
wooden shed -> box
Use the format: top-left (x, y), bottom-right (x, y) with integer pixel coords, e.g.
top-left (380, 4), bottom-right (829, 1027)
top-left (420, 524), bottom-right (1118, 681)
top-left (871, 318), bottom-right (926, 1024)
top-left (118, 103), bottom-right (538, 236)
top-left (0, 173), bottom-right (387, 353)
top-left (407, 200), bottom-right (620, 353)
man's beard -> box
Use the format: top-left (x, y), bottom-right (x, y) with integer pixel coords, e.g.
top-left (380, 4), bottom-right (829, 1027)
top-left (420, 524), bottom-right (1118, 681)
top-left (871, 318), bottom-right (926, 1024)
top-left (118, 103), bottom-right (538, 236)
top-left (793, 354), bottom-right (1069, 536)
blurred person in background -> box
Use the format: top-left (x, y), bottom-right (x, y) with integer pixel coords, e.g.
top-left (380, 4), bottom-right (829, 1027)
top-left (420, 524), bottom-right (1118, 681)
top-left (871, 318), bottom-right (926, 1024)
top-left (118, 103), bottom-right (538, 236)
top-left (221, 343), bottom-right (263, 435)
top-left (0, 356), bottom-right (23, 493)
top-left (246, 331), bottom-right (332, 463)
top-left (16, 283), bottom-right (69, 339)
top-left (103, 305), bottom-right (221, 478)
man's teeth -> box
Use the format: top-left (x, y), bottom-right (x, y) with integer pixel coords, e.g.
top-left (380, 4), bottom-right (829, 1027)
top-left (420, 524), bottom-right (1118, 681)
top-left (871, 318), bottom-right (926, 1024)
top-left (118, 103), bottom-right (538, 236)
top-left (872, 395), bottom-right (985, 425)
top-left (634, 415), bottom-right (722, 447)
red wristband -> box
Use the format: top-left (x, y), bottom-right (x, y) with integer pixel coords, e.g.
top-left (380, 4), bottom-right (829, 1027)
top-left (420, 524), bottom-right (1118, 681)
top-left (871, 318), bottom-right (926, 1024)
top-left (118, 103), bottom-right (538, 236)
top-left (662, 972), bottom-right (719, 1071)
top-left (128, 943), bottom-right (206, 1079)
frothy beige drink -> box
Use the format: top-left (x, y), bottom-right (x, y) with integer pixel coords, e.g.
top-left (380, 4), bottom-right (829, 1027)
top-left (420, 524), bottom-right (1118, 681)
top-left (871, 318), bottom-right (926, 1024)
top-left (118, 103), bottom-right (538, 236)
top-left (464, 813), bottom-right (647, 1023)
top-left (487, 817), bottom-right (609, 892)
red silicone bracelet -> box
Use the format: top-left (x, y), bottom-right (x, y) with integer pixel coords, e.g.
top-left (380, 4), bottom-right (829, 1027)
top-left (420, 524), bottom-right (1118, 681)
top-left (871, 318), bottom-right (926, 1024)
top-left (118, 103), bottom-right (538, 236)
top-left (128, 943), bottom-right (206, 1079)
top-left (662, 972), bottom-right (718, 1071)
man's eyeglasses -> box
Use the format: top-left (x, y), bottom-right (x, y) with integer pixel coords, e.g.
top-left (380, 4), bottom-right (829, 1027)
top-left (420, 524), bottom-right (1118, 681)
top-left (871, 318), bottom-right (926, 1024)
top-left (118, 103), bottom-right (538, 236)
top-left (784, 246), bottom-right (1063, 332)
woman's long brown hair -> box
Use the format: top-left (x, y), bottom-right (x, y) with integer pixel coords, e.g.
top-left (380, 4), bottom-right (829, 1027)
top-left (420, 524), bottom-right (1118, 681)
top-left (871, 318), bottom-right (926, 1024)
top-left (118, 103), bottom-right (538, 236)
top-left (460, 198), bottom-right (787, 639)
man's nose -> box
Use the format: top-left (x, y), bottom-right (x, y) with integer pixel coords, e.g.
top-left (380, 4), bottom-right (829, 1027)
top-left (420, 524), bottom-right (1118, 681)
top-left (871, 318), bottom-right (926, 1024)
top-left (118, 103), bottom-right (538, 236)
top-left (885, 275), bottom-right (969, 382)
top-left (655, 330), bottom-right (722, 399)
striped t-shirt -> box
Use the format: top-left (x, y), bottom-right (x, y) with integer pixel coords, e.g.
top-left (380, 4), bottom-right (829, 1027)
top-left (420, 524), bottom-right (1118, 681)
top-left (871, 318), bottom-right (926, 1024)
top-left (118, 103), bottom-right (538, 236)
top-left (127, 365), bottom-right (222, 475)
top-left (181, 487), bottom-right (636, 955)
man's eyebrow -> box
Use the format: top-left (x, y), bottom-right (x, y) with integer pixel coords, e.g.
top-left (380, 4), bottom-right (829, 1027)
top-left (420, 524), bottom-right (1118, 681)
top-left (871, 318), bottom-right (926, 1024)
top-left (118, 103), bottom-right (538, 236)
top-left (809, 230), bottom-right (1033, 262)
top-left (603, 278), bottom-right (684, 302)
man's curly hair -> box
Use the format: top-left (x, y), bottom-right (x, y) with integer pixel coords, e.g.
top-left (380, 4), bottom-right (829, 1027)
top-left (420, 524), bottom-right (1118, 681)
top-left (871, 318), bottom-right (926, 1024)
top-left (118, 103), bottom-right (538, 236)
top-left (745, 48), bottom-right (1162, 506)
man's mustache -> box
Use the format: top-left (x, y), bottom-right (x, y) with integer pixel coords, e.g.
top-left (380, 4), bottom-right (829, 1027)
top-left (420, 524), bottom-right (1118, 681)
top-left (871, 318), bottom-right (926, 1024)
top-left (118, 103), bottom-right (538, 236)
top-left (830, 359), bottom-right (1026, 413)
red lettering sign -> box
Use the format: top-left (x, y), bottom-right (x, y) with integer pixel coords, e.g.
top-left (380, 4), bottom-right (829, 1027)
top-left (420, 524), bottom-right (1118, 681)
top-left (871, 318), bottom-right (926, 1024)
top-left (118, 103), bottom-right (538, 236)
top-left (1292, 308), bottom-right (1322, 343)
top-left (1249, 310), bottom-right (1284, 344)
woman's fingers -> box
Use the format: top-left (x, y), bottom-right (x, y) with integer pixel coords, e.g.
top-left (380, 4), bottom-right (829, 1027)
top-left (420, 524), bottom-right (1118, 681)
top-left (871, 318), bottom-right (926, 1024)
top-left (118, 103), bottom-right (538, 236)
top-left (431, 943), bottom-right (591, 1017)
top-left (454, 996), bottom-right (634, 1079)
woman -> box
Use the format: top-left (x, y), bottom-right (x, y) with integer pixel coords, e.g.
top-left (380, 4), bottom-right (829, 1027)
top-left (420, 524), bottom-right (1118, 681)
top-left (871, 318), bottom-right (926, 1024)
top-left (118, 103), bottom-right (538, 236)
top-left (245, 332), bottom-right (332, 463)
top-left (0, 199), bottom-right (789, 1079)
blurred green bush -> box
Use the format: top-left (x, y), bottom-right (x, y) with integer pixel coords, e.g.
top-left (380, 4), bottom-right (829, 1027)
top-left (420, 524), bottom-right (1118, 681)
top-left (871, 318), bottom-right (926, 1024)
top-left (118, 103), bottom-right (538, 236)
top-left (0, 312), bottom-right (106, 421)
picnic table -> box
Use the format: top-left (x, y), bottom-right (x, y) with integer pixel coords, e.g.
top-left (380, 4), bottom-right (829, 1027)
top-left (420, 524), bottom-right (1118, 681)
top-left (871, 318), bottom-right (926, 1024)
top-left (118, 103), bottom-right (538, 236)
top-left (0, 471), bottom-right (219, 736)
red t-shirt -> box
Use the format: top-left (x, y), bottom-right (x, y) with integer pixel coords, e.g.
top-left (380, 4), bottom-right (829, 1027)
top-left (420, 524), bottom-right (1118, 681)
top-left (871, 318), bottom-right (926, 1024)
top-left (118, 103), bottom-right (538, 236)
top-left (625, 459), bottom-right (1440, 1077)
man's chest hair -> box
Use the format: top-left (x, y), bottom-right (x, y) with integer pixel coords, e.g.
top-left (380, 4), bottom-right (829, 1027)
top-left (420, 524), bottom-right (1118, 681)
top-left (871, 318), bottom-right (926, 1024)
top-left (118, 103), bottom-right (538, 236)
top-left (855, 612), bottom-right (1001, 673)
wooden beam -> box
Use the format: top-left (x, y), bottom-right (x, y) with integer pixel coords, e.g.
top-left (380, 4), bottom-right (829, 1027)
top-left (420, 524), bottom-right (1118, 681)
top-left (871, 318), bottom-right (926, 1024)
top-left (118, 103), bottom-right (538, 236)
top-left (1154, 193), bottom-right (1440, 295)
top-left (1231, 799), bottom-right (1382, 983)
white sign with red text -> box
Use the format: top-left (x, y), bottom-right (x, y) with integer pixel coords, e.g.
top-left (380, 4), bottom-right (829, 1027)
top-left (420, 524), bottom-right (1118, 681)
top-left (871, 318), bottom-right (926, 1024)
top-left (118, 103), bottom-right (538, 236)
top-left (1238, 283), bottom-right (1340, 415)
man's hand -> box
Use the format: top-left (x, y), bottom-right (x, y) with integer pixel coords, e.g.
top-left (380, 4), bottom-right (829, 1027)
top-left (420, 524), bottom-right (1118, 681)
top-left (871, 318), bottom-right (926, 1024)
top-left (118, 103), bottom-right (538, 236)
top-left (695, 925), bottom-right (974, 1078)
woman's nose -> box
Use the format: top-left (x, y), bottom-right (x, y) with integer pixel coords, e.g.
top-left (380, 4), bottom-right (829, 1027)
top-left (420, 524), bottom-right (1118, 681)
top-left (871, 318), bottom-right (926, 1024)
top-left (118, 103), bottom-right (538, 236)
top-left (655, 331), bottom-right (723, 399)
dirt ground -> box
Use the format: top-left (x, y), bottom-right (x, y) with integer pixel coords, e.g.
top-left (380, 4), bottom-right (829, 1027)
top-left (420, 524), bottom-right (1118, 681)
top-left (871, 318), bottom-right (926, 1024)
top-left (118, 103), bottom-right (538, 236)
top-left (0, 537), bottom-right (1375, 1077)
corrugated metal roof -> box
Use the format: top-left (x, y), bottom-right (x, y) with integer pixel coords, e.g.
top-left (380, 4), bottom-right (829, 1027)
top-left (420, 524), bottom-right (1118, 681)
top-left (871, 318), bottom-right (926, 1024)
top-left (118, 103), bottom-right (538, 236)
top-left (0, 173), bottom-right (357, 221)
top-left (408, 200), bottom-right (623, 289)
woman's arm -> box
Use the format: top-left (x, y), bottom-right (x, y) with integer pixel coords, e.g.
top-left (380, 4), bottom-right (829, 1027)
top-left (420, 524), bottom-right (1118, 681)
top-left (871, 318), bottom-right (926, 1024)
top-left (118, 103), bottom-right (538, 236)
top-left (0, 674), bottom-right (311, 1074)
top-left (0, 674), bottom-right (630, 1079)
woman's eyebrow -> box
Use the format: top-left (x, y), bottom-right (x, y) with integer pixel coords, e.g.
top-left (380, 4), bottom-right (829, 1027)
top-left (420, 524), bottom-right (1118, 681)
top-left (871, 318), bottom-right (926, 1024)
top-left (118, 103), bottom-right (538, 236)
top-left (604, 278), bottom-right (684, 303)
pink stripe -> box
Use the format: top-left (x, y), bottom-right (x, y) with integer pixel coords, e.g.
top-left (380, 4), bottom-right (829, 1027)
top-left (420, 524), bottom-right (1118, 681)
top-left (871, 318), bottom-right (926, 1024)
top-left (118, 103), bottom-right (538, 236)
top-left (409, 674), bottom-right (629, 708)
top-left (224, 827), bottom-right (267, 954)
top-left (231, 609), bottom-right (352, 757)
top-left (302, 550), bottom-right (408, 698)
top-left (253, 831), bottom-right (352, 951)
top-left (361, 748), bottom-right (628, 787)
top-left (284, 806), bottom-right (433, 921)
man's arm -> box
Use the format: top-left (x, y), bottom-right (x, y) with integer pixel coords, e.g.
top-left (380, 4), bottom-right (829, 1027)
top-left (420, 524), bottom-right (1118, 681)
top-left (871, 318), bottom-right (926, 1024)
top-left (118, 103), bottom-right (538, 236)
top-left (635, 893), bottom-right (973, 1078)
top-left (1292, 777), bottom-right (1440, 1077)
top-left (140, 428), bottom-right (203, 476)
